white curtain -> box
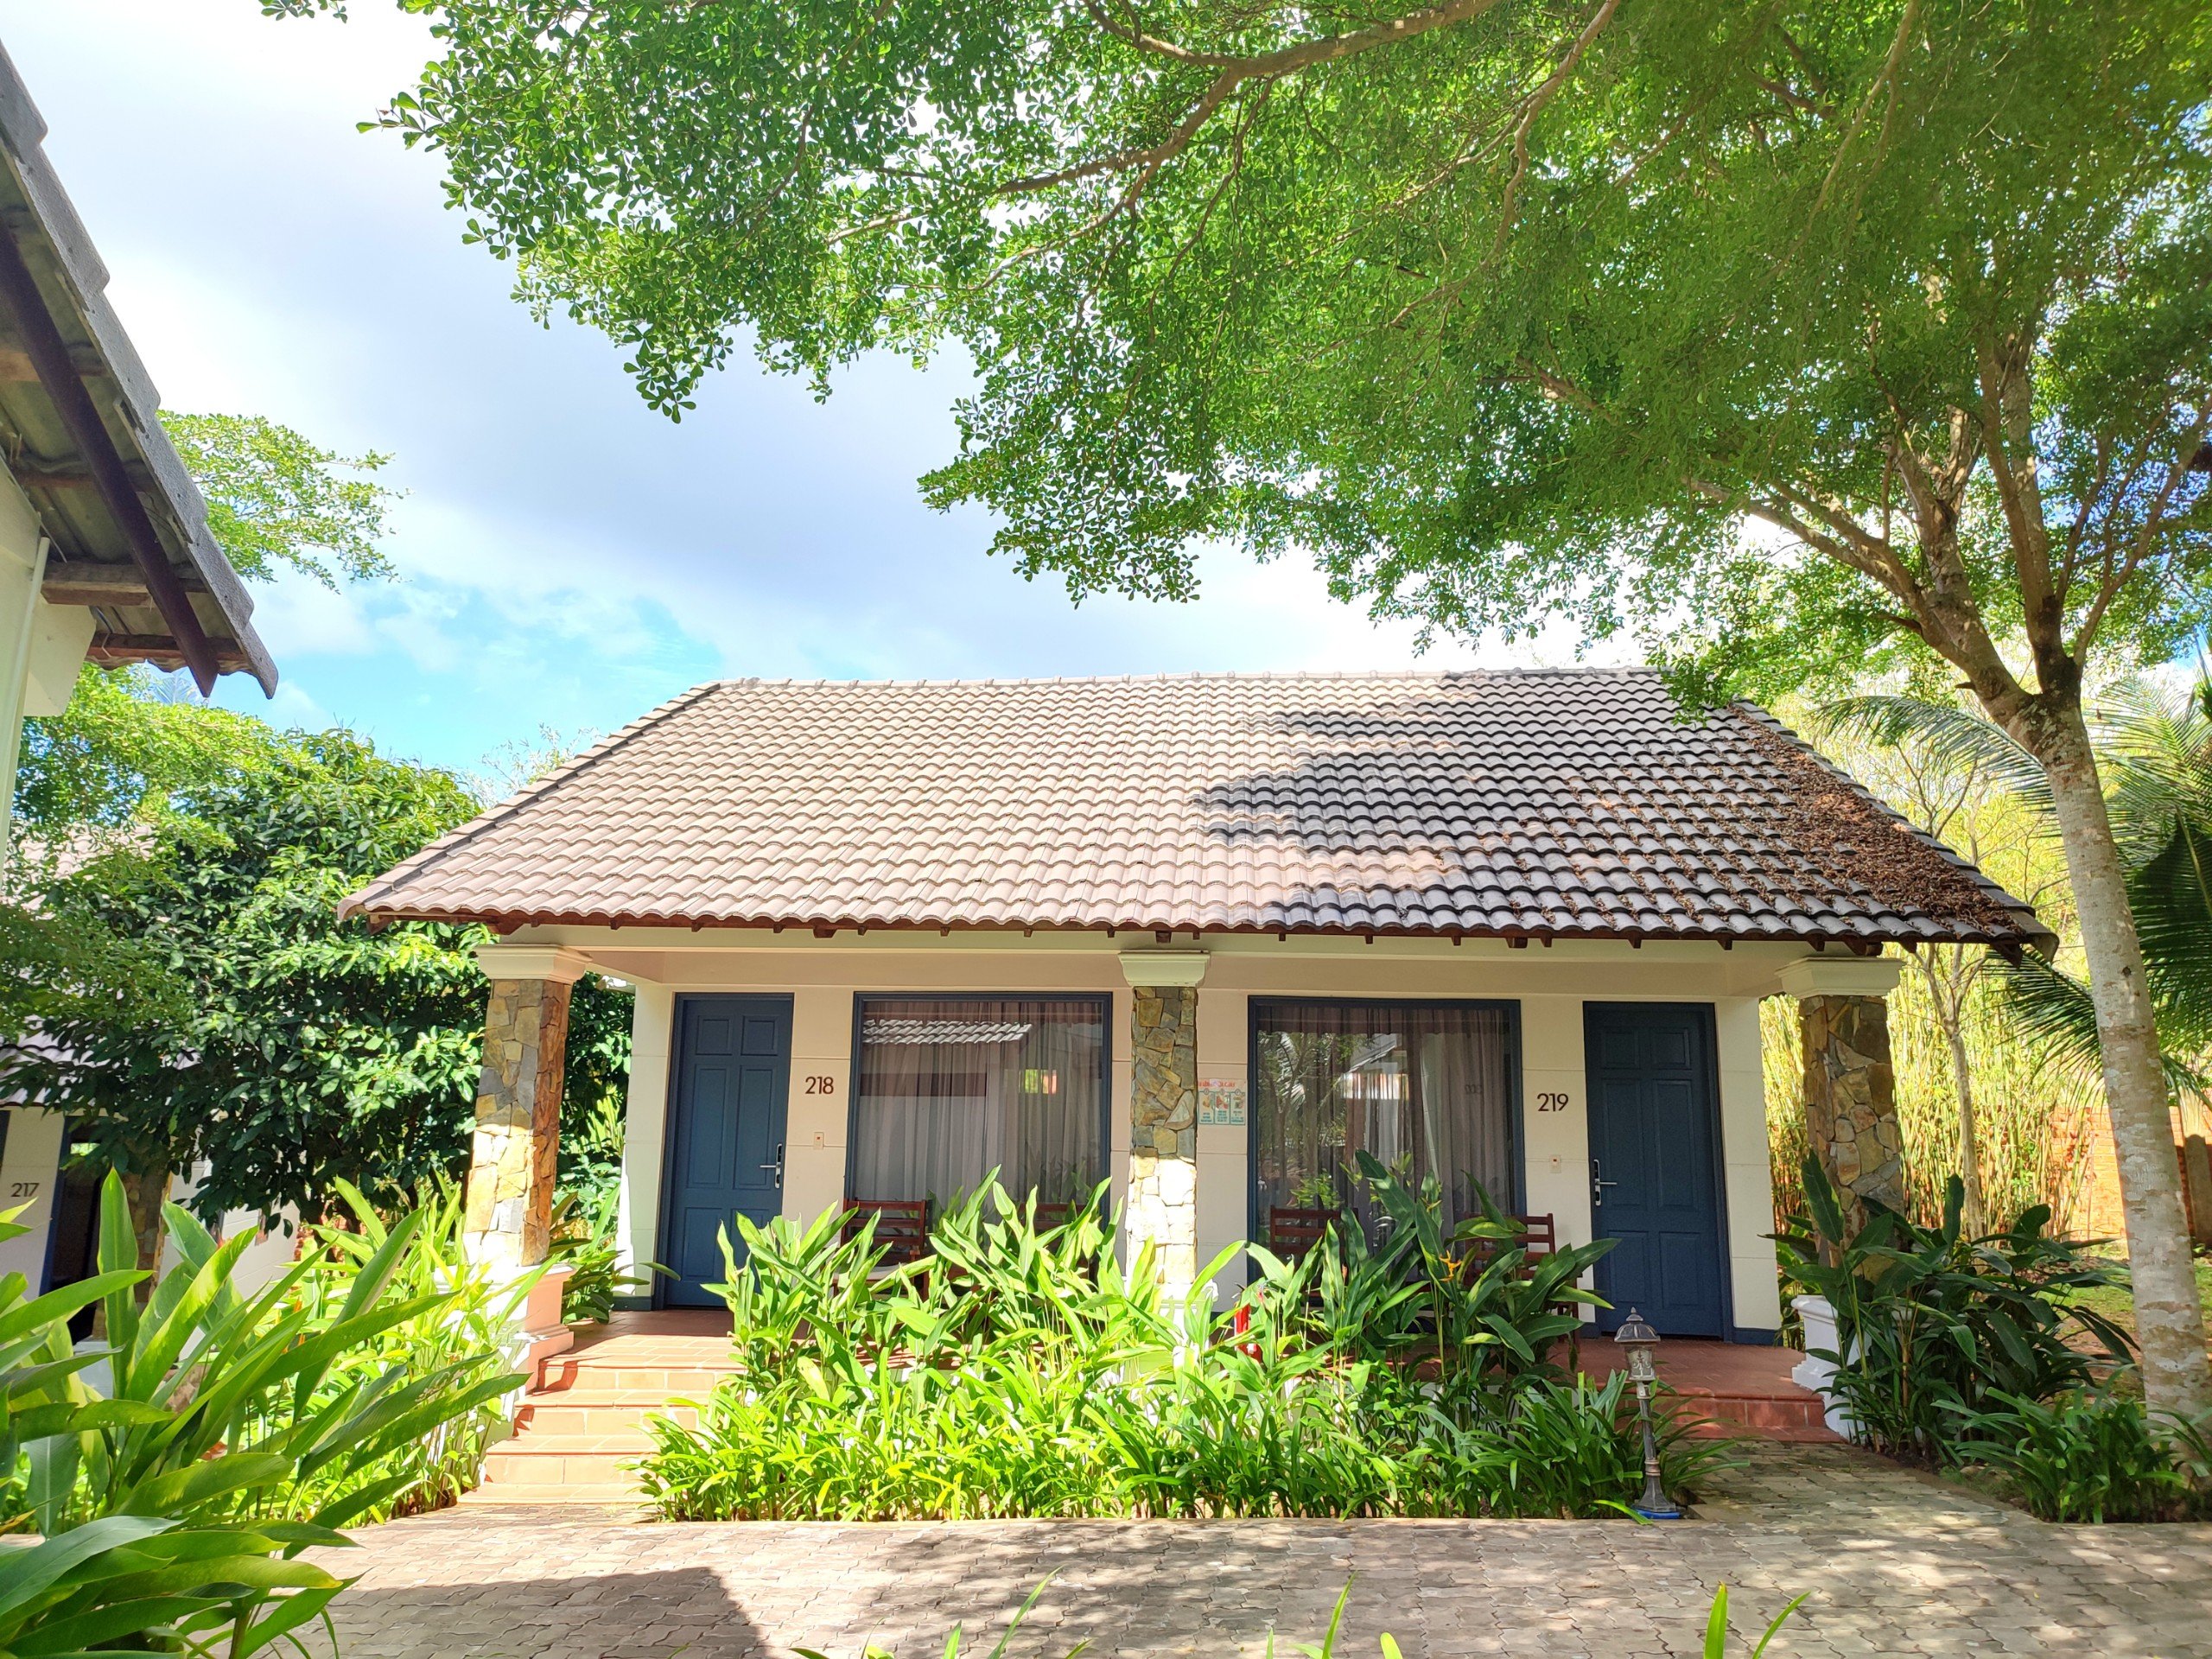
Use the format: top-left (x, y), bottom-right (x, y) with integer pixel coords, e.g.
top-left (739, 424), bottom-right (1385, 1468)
top-left (1254, 1001), bottom-right (1515, 1236)
top-left (849, 997), bottom-right (1106, 1208)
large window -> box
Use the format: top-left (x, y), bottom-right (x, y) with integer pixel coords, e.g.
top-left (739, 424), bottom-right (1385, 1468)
top-left (850, 995), bottom-right (1109, 1208)
top-left (1252, 1000), bottom-right (1517, 1236)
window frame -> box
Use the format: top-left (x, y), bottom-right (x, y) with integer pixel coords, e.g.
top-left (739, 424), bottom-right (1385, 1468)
top-left (842, 989), bottom-right (1116, 1209)
top-left (1244, 995), bottom-right (1526, 1246)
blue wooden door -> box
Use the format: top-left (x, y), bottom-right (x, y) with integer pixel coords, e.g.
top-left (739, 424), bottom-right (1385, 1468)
top-left (1584, 1004), bottom-right (1727, 1338)
top-left (661, 995), bottom-right (792, 1307)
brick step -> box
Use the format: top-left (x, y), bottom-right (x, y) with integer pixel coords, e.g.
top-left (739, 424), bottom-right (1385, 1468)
top-left (481, 1431), bottom-right (655, 1495)
top-left (537, 1360), bottom-right (737, 1395)
top-left (512, 1395), bottom-right (700, 1434)
top-left (1667, 1389), bottom-right (1841, 1442)
top-left (476, 1467), bottom-right (641, 1498)
top-left (492, 1427), bottom-right (658, 1457)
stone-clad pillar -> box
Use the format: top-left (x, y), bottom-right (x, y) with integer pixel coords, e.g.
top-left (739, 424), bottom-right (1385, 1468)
top-left (464, 944), bottom-right (588, 1273)
top-left (1122, 951), bottom-right (1207, 1308)
top-left (1778, 956), bottom-right (1906, 1229)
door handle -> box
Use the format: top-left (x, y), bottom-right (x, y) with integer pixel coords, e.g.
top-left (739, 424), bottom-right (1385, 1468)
top-left (762, 1143), bottom-right (785, 1190)
top-left (1592, 1160), bottom-right (1620, 1208)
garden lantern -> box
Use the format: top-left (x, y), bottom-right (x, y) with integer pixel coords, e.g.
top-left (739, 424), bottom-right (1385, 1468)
top-left (1612, 1308), bottom-right (1680, 1520)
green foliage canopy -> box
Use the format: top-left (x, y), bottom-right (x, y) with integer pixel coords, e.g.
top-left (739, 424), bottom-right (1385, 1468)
top-left (161, 410), bottom-right (400, 588)
top-left (10, 684), bottom-right (488, 1218)
top-left (346, 0), bottom-right (2211, 700)
top-left (12, 675), bottom-right (637, 1219)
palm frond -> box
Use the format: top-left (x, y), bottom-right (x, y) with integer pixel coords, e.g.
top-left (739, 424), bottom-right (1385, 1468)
top-left (1814, 696), bottom-right (2054, 814)
top-left (2095, 676), bottom-right (2212, 867)
top-left (1997, 952), bottom-right (2209, 1106)
top-left (2129, 818), bottom-right (2212, 1051)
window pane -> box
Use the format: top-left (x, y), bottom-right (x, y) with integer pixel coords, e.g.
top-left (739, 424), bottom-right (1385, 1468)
top-left (851, 997), bottom-right (1106, 1208)
top-left (1253, 1001), bottom-right (1514, 1236)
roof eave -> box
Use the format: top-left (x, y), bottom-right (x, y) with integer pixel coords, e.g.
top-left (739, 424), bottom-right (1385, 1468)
top-left (0, 40), bottom-right (274, 696)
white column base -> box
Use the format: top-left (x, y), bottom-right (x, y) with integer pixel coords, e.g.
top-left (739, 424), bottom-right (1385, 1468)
top-left (1790, 1293), bottom-right (1857, 1439)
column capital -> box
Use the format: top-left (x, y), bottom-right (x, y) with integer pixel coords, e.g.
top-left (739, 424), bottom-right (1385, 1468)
top-left (474, 942), bottom-right (592, 985)
top-left (1119, 948), bottom-right (1210, 988)
top-left (1777, 954), bottom-right (1901, 1000)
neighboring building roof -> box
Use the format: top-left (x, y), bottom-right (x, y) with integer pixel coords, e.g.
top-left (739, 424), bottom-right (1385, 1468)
top-left (0, 40), bottom-right (274, 693)
top-left (344, 669), bottom-right (2049, 949)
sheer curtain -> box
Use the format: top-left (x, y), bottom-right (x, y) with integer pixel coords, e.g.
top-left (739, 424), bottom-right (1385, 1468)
top-left (849, 997), bottom-right (1107, 1209)
top-left (1253, 1001), bottom-right (1515, 1236)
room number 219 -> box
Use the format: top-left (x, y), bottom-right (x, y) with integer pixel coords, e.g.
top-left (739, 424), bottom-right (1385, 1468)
top-left (1535, 1091), bottom-right (1570, 1112)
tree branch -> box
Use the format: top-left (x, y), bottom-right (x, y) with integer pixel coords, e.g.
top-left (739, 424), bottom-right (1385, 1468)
top-left (1974, 331), bottom-right (2060, 668)
top-left (1491, 0), bottom-right (1621, 256)
top-left (1083, 0), bottom-right (1510, 77)
top-left (2072, 393), bottom-right (2212, 655)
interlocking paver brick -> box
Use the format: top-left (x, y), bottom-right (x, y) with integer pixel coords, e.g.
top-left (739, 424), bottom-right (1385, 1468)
top-left (308, 1446), bottom-right (2212, 1658)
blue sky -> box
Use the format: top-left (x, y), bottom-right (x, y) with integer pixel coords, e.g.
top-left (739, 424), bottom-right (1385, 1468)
top-left (3, 2), bottom-right (1619, 778)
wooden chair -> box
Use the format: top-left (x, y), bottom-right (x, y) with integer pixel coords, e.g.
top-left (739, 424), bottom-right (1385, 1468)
top-left (1459, 1211), bottom-right (1584, 1362)
top-left (1459, 1211), bottom-right (1555, 1280)
top-left (1267, 1205), bottom-right (1344, 1262)
top-left (841, 1198), bottom-right (932, 1266)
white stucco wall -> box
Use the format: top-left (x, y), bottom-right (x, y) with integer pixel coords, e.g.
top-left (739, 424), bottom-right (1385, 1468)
top-left (0, 1106), bottom-right (67, 1290)
top-left (582, 927), bottom-right (1808, 1335)
top-left (616, 981), bottom-right (676, 1282)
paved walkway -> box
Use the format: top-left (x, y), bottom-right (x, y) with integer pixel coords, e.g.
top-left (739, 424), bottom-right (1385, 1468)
top-left (311, 1446), bottom-right (2212, 1659)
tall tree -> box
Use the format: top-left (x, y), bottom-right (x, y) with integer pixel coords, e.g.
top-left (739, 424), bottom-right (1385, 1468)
top-left (320, 0), bottom-right (2212, 1414)
top-left (9, 684), bottom-right (488, 1232)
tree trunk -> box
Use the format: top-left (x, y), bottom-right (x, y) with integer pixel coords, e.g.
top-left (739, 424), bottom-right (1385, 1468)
top-left (2024, 698), bottom-right (2212, 1421)
top-left (1946, 1020), bottom-right (1986, 1236)
top-left (1927, 969), bottom-right (1988, 1236)
top-left (118, 1160), bottom-right (168, 1290)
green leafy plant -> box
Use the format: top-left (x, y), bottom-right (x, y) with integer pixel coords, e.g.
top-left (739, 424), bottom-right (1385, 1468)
top-left (0, 1512), bottom-right (349, 1659)
top-left (548, 1188), bottom-right (662, 1326)
top-left (1946, 1391), bottom-right (2212, 1522)
top-left (639, 1179), bottom-right (1717, 1522)
top-left (780, 1577), bottom-right (1802, 1659)
top-left (1338, 1152), bottom-right (1611, 1386)
top-left (1777, 1156), bottom-right (2133, 1460)
top-left (28, 1172), bottom-right (524, 1534)
top-left (1702, 1585), bottom-right (1806, 1659)
top-left (290, 1178), bottom-right (534, 1518)
top-left (0, 1201), bottom-right (359, 1656)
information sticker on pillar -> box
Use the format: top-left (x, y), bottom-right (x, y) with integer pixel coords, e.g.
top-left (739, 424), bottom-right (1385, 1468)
top-left (1198, 1080), bottom-right (1246, 1128)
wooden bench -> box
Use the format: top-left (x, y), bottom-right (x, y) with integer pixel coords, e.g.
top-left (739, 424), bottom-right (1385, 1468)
top-left (841, 1198), bottom-right (932, 1266)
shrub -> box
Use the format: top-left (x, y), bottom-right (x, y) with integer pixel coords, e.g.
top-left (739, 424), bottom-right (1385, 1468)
top-left (637, 1179), bottom-right (1723, 1522)
top-left (1947, 1391), bottom-right (2212, 1522)
top-left (1777, 1156), bottom-right (2130, 1460)
top-left (290, 1178), bottom-right (534, 1519)
top-left (21, 1174), bottom-right (524, 1534)
top-left (1275, 1153), bottom-right (1614, 1390)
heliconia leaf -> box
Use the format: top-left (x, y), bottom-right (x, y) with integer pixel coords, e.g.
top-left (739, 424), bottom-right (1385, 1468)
top-left (0, 1516), bottom-right (176, 1618)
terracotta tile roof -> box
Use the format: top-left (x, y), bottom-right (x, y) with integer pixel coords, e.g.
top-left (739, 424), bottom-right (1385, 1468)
top-left (343, 670), bottom-right (2047, 946)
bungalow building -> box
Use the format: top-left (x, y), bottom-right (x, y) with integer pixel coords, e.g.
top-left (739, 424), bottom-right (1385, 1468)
top-left (345, 669), bottom-right (2047, 1346)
